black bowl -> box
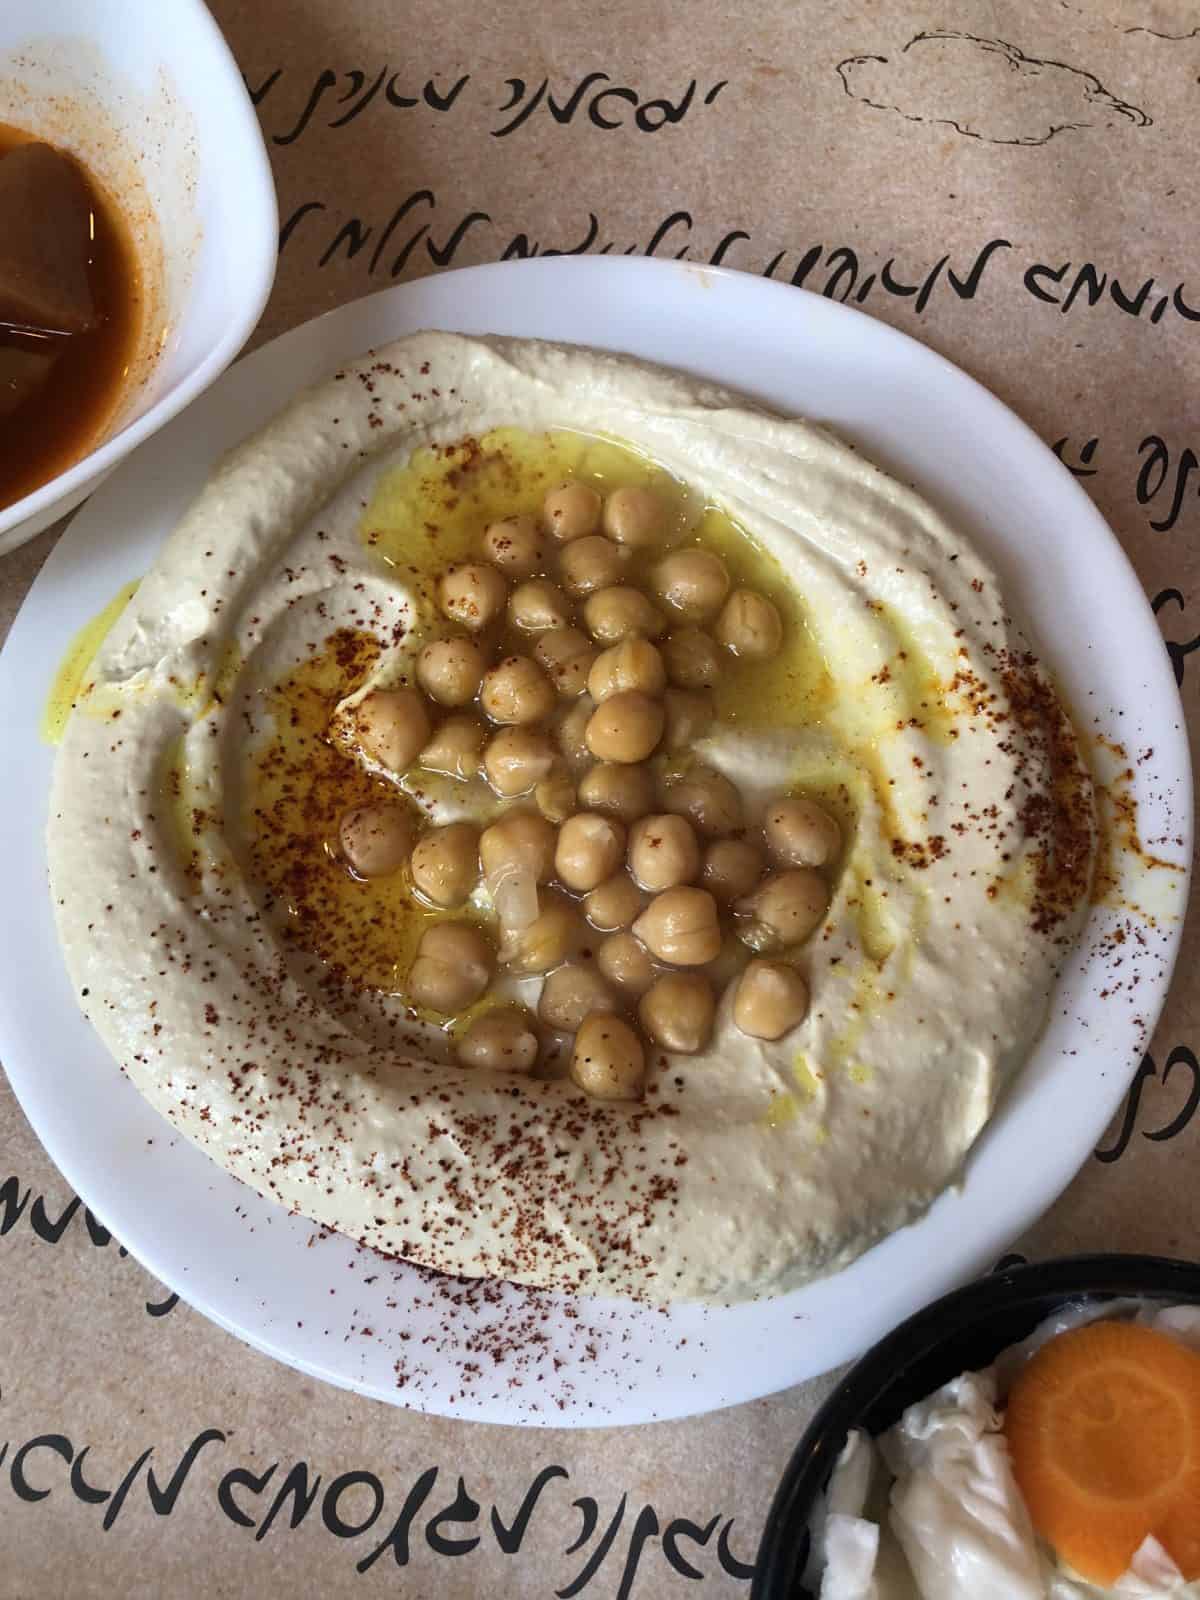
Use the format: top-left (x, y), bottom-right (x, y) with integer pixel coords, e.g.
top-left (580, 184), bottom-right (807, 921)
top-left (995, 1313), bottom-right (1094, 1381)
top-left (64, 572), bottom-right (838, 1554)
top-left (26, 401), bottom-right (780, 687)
top-left (752, 1253), bottom-right (1200, 1599)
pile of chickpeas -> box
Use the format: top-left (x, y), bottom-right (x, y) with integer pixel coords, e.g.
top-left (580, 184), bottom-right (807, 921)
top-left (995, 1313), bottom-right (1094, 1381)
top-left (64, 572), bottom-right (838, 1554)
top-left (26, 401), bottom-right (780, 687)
top-left (335, 479), bottom-right (841, 1102)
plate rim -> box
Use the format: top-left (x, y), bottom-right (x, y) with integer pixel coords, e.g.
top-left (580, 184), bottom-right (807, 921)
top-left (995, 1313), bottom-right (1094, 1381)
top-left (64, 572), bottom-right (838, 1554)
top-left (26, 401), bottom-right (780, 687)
top-left (0, 254), bottom-right (1191, 1426)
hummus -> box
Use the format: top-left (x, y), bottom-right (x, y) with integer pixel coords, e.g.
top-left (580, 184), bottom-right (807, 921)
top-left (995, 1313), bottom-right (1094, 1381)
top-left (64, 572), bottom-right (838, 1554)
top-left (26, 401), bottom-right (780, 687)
top-left (46, 333), bottom-right (1096, 1302)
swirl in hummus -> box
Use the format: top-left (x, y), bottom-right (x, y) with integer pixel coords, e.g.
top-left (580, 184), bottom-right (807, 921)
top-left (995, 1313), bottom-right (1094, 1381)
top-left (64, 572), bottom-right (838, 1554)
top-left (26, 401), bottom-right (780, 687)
top-left (46, 333), bottom-right (1096, 1302)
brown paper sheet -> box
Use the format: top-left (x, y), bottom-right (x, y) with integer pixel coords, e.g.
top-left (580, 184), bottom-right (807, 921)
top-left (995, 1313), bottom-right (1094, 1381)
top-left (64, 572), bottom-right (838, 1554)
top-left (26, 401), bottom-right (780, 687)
top-left (3, 1), bottom-right (1200, 1593)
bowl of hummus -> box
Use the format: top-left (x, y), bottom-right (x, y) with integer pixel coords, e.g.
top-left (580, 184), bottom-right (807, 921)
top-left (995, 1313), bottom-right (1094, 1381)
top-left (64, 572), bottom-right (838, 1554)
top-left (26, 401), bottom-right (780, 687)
top-left (45, 326), bottom-right (1105, 1303)
top-left (2, 258), bottom-right (1189, 1420)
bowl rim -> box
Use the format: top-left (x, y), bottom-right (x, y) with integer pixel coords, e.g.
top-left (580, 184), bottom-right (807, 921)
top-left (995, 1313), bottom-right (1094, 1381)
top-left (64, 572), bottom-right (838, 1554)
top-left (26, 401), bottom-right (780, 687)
top-left (0, 0), bottom-right (278, 541)
top-left (751, 1251), bottom-right (1200, 1598)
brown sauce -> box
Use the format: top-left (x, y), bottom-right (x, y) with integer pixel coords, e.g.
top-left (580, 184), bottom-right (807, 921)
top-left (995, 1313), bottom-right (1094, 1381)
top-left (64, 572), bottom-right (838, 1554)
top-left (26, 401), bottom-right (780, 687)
top-left (0, 122), bottom-right (142, 512)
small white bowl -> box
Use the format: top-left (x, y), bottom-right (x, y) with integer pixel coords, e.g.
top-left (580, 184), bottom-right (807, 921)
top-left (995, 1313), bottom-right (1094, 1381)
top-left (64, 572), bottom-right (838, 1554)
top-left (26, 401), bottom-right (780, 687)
top-left (0, 0), bottom-right (277, 554)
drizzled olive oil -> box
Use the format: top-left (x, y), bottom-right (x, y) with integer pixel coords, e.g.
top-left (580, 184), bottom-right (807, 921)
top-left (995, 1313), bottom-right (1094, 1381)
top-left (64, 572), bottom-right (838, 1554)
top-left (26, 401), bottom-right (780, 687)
top-left (42, 578), bottom-right (138, 744)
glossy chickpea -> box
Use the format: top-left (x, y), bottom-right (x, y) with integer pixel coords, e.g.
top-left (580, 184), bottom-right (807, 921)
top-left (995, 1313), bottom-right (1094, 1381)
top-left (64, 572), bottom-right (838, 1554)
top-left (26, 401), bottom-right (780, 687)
top-left (736, 869), bottom-right (829, 952)
top-left (534, 766), bottom-right (576, 824)
top-left (438, 563), bottom-right (507, 631)
top-left (542, 481), bottom-right (601, 542)
top-left (578, 762), bottom-right (655, 823)
top-left (584, 691), bottom-right (665, 764)
top-left (733, 960), bottom-right (809, 1040)
top-left (338, 801), bottom-right (416, 879)
top-left (538, 963), bottom-right (617, 1033)
top-left (628, 814), bottom-right (701, 893)
top-left (354, 687), bottom-right (432, 775)
top-left (639, 972), bottom-right (716, 1054)
top-left (555, 813), bottom-right (626, 893)
top-left (555, 698), bottom-right (594, 768)
top-left (662, 627), bottom-right (720, 690)
top-left (716, 589), bottom-right (783, 660)
top-left (653, 549), bottom-right (730, 622)
top-left (416, 635), bottom-right (486, 707)
top-left (587, 638), bottom-right (667, 703)
top-left (418, 715), bottom-right (485, 780)
top-left (702, 837), bottom-right (765, 903)
top-left (407, 922), bottom-right (492, 1013)
top-left (508, 578), bottom-right (572, 635)
top-left (534, 627), bottom-right (596, 698)
top-left (596, 931), bottom-right (657, 997)
top-left (501, 892), bottom-right (585, 974)
top-left (480, 656), bottom-right (556, 725)
top-left (482, 515), bottom-right (546, 578)
top-left (602, 485), bottom-right (665, 548)
top-left (456, 1007), bottom-right (540, 1072)
top-left (582, 586), bottom-right (664, 645)
top-left (479, 810), bottom-right (557, 885)
top-left (570, 1013), bottom-right (645, 1101)
top-left (662, 764), bottom-right (743, 837)
top-left (482, 726), bottom-right (557, 797)
top-left (584, 874), bottom-right (643, 932)
top-left (764, 796), bottom-right (841, 869)
top-left (409, 821), bottom-right (480, 909)
top-left (559, 534), bottom-right (627, 598)
top-left (661, 688), bottom-right (714, 751)
top-left (633, 886), bottom-right (722, 966)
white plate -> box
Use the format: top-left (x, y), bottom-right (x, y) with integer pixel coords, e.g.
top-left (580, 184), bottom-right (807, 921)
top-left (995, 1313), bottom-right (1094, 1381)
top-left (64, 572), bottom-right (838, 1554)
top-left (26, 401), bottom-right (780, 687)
top-left (0, 258), bottom-right (1190, 1426)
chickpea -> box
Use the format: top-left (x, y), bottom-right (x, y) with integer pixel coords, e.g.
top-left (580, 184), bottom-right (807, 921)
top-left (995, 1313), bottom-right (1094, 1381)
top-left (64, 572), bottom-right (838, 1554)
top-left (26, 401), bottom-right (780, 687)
top-left (633, 887), bottom-right (722, 966)
top-left (418, 715), bottom-right (485, 780)
top-left (662, 627), bottom-right (720, 690)
top-left (543, 481), bottom-right (602, 542)
top-left (502, 892), bottom-right (585, 974)
top-left (410, 821), bottom-right (480, 908)
top-left (508, 578), bottom-right (572, 635)
top-left (578, 762), bottom-right (655, 823)
top-left (354, 687), bottom-right (432, 775)
top-left (416, 636), bottom-right (486, 707)
top-left (639, 972), bottom-right (716, 1054)
top-left (733, 960), bottom-right (810, 1040)
top-left (338, 800), bottom-right (416, 879)
top-left (602, 485), bottom-right (665, 548)
top-left (764, 796), bottom-right (841, 869)
top-left (438, 563), bottom-right (507, 631)
top-left (560, 534), bottom-right (627, 598)
top-left (628, 814), bottom-right (701, 893)
top-left (662, 688), bottom-right (714, 751)
top-left (482, 726), bottom-right (557, 797)
top-left (587, 638), bottom-right (667, 703)
top-left (539, 963), bottom-right (617, 1032)
top-left (582, 586), bottom-right (664, 645)
top-left (479, 810), bottom-right (557, 884)
top-left (407, 922), bottom-right (492, 1013)
top-left (555, 812), bottom-right (626, 893)
top-left (556, 698), bottom-right (594, 768)
top-left (482, 515), bottom-right (545, 578)
top-left (480, 656), bottom-right (556, 725)
top-left (584, 874), bottom-right (643, 932)
top-left (585, 692), bottom-right (665, 764)
top-left (662, 764), bottom-right (743, 838)
top-left (570, 1012), bottom-right (645, 1101)
top-left (534, 627), bottom-right (595, 698)
top-left (702, 837), bottom-right (765, 903)
top-left (596, 931), bottom-right (657, 996)
top-left (457, 1007), bottom-right (540, 1072)
top-left (716, 589), bottom-right (783, 660)
top-left (736, 869), bottom-right (829, 952)
top-left (653, 549), bottom-right (730, 622)
top-left (534, 766), bottom-right (576, 824)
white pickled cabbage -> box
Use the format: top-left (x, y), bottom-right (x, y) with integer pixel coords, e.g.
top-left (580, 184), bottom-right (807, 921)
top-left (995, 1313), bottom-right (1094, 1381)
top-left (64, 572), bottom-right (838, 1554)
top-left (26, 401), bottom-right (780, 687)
top-left (881, 1371), bottom-right (1043, 1600)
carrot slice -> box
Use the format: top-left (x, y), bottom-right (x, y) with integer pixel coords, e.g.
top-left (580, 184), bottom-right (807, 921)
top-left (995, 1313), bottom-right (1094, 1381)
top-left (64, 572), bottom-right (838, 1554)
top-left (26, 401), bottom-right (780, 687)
top-left (1004, 1321), bottom-right (1200, 1585)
